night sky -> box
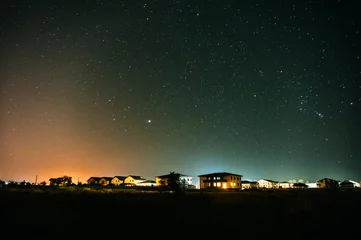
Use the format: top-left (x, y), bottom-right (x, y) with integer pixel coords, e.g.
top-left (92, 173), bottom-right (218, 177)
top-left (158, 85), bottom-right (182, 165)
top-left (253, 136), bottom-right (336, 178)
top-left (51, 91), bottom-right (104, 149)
top-left (1, 0), bottom-right (360, 184)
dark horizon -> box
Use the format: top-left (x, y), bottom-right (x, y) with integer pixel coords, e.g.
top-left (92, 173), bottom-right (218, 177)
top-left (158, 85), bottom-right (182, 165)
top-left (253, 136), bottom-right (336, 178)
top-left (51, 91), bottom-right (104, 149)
top-left (1, 0), bottom-right (360, 184)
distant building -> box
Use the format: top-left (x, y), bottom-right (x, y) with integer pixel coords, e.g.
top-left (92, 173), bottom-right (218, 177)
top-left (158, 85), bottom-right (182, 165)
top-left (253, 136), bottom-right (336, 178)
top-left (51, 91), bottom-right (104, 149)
top-left (156, 173), bottom-right (193, 187)
top-left (87, 177), bottom-right (102, 185)
top-left (317, 178), bottom-right (339, 188)
top-left (278, 181), bottom-right (291, 189)
top-left (111, 176), bottom-right (127, 185)
top-left (137, 180), bottom-right (156, 187)
top-left (340, 180), bottom-right (360, 188)
top-left (241, 180), bottom-right (259, 190)
top-left (257, 179), bottom-right (278, 189)
top-left (49, 176), bottom-right (72, 186)
top-left (306, 183), bottom-right (317, 188)
top-left (198, 172), bottom-right (242, 189)
top-left (124, 175), bottom-right (146, 185)
top-left (99, 177), bottom-right (113, 185)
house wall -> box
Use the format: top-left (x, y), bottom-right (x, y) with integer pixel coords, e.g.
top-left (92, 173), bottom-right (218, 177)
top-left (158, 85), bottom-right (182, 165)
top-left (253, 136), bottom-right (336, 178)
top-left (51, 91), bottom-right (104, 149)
top-left (137, 182), bottom-right (156, 186)
top-left (156, 177), bottom-right (167, 186)
top-left (124, 177), bottom-right (144, 185)
top-left (111, 177), bottom-right (124, 185)
top-left (180, 176), bottom-right (193, 185)
top-left (279, 183), bottom-right (290, 188)
top-left (306, 183), bottom-right (317, 188)
top-left (199, 175), bottom-right (241, 189)
top-left (258, 179), bottom-right (276, 188)
top-left (99, 179), bottom-right (110, 185)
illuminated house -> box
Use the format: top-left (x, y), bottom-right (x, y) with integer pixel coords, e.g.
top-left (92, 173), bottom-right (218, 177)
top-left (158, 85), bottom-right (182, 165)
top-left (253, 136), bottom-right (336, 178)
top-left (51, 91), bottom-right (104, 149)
top-left (241, 180), bottom-right (259, 190)
top-left (257, 179), bottom-right (278, 189)
top-left (340, 180), bottom-right (360, 188)
top-left (317, 178), bottom-right (339, 188)
top-left (155, 173), bottom-right (193, 186)
top-left (278, 181), bottom-right (291, 188)
top-left (124, 175), bottom-right (146, 185)
top-left (87, 177), bottom-right (102, 185)
top-left (111, 176), bottom-right (127, 185)
top-left (99, 177), bottom-right (113, 185)
top-left (137, 180), bottom-right (156, 186)
top-left (198, 172), bottom-right (242, 189)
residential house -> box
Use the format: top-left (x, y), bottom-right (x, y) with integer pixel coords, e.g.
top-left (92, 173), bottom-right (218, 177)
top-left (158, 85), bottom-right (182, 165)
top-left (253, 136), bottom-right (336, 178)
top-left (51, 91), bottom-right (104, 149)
top-left (111, 176), bottom-right (127, 185)
top-left (317, 178), bottom-right (339, 188)
top-left (306, 183), bottom-right (317, 188)
top-left (137, 180), bottom-right (156, 187)
top-left (49, 176), bottom-right (72, 186)
top-left (124, 175), bottom-right (146, 185)
top-left (156, 173), bottom-right (193, 187)
top-left (278, 181), bottom-right (291, 188)
top-left (87, 177), bottom-right (102, 185)
top-left (257, 179), bottom-right (278, 189)
top-left (198, 172), bottom-right (242, 189)
top-left (340, 180), bottom-right (360, 188)
top-left (241, 180), bottom-right (259, 190)
top-left (99, 177), bottom-right (113, 185)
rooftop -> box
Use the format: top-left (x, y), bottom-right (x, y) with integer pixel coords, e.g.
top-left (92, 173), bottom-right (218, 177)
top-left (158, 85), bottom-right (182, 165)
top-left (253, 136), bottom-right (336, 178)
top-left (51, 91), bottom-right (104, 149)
top-left (198, 172), bottom-right (243, 177)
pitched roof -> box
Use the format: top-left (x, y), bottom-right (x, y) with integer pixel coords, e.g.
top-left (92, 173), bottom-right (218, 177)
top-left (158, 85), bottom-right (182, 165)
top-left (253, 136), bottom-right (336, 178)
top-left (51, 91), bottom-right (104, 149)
top-left (156, 173), bottom-right (189, 178)
top-left (100, 177), bottom-right (113, 181)
top-left (128, 175), bottom-right (145, 180)
top-left (87, 177), bottom-right (102, 181)
top-left (317, 178), bottom-right (338, 182)
top-left (198, 172), bottom-right (243, 177)
top-left (258, 179), bottom-right (278, 183)
top-left (113, 176), bottom-right (127, 180)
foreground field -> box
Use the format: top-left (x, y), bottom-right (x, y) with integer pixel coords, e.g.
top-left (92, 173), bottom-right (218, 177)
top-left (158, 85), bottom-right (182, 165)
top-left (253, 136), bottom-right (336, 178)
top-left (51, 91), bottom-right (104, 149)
top-left (1, 187), bottom-right (360, 237)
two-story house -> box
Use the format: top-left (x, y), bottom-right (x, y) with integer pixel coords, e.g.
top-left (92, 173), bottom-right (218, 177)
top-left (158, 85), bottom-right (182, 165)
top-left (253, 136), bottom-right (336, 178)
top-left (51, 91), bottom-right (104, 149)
top-left (198, 172), bottom-right (242, 189)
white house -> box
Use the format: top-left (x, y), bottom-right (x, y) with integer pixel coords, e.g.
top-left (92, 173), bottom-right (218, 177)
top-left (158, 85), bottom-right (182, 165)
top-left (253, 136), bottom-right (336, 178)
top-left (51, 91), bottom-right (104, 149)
top-left (306, 183), bottom-right (317, 188)
top-left (340, 180), bottom-right (360, 188)
top-left (257, 179), bottom-right (278, 189)
top-left (137, 180), bottom-right (156, 187)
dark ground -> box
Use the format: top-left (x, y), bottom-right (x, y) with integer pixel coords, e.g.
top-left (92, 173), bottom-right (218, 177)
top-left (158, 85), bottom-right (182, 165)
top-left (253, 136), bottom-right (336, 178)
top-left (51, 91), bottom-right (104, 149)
top-left (1, 187), bottom-right (360, 238)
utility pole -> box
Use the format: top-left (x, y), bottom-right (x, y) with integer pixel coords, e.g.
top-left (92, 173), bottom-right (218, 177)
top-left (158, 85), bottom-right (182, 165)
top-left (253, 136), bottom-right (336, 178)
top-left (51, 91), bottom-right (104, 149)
top-left (34, 175), bottom-right (38, 185)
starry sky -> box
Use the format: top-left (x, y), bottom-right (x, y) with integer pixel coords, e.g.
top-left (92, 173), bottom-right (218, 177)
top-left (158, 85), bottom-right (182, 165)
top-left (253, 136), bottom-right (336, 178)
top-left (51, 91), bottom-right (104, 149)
top-left (1, 0), bottom-right (360, 184)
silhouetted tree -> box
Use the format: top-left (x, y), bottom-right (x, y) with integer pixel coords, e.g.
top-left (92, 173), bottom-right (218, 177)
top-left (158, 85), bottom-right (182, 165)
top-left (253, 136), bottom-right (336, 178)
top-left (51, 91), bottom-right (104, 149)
top-left (39, 181), bottom-right (47, 186)
top-left (167, 172), bottom-right (185, 193)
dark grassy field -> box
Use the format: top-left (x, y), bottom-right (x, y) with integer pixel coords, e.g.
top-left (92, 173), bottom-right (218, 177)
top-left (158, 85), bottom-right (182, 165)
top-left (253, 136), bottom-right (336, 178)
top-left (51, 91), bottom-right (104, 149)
top-left (1, 187), bottom-right (360, 237)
